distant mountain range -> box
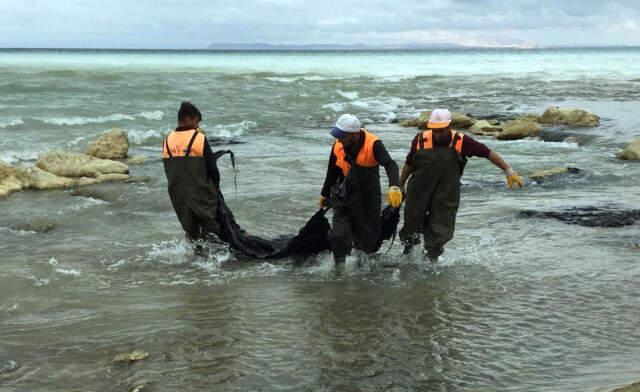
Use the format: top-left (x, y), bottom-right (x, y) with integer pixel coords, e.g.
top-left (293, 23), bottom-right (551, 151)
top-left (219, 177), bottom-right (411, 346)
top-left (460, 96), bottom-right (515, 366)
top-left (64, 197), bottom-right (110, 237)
top-left (205, 42), bottom-right (499, 50)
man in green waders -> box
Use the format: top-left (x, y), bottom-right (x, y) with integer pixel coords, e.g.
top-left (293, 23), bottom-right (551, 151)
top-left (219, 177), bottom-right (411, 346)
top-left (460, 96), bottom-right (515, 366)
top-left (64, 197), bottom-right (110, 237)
top-left (399, 108), bottom-right (523, 260)
top-left (319, 114), bottom-right (403, 262)
top-left (162, 102), bottom-right (221, 247)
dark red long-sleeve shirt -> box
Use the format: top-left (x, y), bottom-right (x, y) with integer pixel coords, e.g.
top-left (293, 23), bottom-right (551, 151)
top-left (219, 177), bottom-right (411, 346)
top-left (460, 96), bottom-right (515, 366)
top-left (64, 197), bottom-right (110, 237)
top-left (404, 132), bottom-right (491, 165)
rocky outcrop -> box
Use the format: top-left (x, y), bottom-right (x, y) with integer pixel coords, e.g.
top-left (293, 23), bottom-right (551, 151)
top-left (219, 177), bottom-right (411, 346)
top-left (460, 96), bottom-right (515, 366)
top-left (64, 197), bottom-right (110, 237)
top-left (0, 161), bottom-right (74, 197)
top-left (400, 111), bottom-right (475, 129)
top-left (528, 167), bottom-right (581, 183)
top-left (497, 120), bottom-right (542, 140)
top-left (468, 120), bottom-right (502, 136)
top-left (86, 128), bottom-right (129, 159)
top-left (519, 206), bottom-right (640, 227)
top-left (617, 139), bottom-right (640, 160)
top-left (37, 151), bottom-right (129, 178)
top-left (539, 107), bottom-right (600, 127)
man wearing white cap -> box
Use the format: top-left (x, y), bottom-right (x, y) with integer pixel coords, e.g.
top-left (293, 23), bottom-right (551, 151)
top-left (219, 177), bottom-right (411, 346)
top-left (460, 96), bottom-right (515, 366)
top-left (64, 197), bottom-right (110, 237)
top-left (319, 114), bottom-right (403, 262)
top-left (399, 108), bottom-right (523, 260)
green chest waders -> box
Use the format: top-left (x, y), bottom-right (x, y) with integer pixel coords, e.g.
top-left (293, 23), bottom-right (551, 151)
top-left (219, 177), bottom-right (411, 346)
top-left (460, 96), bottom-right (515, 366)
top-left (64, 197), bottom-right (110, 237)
top-left (328, 164), bottom-right (381, 259)
top-left (399, 146), bottom-right (464, 258)
top-left (163, 137), bottom-right (219, 241)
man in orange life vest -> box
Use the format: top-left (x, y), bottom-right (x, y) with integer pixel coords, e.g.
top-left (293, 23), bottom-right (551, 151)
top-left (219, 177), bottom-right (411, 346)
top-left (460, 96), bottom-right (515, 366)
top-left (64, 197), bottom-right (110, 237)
top-left (399, 108), bottom-right (523, 260)
top-left (162, 102), bottom-right (221, 242)
top-left (319, 114), bottom-right (403, 262)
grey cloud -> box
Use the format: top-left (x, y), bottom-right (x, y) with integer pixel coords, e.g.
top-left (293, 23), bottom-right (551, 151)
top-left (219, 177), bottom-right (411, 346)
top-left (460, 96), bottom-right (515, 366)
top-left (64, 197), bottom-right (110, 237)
top-left (0, 0), bottom-right (639, 47)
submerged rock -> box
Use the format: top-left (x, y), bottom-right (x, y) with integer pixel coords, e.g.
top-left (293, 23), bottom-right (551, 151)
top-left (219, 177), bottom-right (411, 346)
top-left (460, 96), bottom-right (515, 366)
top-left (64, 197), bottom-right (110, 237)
top-left (86, 128), bottom-right (129, 159)
top-left (617, 138), bottom-right (640, 160)
top-left (528, 167), bottom-right (581, 182)
top-left (96, 173), bottom-right (130, 182)
top-left (539, 107), bottom-right (600, 127)
top-left (519, 206), bottom-right (640, 227)
top-left (497, 120), bottom-right (542, 140)
top-left (37, 151), bottom-right (129, 178)
top-left (126, 155), bottom-right (147, 165)
top-left (12, 219), bottom-right (56, 233)
top-left (113, 350), bottom-right (149, 363)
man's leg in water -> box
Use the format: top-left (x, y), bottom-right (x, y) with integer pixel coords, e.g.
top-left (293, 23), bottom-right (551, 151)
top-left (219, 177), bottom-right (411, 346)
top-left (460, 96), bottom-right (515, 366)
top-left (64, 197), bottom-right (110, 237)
top-left (328, 207), bottom-right (353, 263)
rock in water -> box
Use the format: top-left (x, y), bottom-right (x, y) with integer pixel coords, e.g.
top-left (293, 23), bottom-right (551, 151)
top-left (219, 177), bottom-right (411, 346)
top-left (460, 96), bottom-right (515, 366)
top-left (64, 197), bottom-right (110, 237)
top-left (468, 120), bottom-right (503, 136)
top-left (497, 120), bottom-right (542, 140)
top-left (113, 350), bottom-right (149, 363)
top-left (539, 107), bottom-right (600, 127)
top-left (519, 206), bottom-right (640, 227)
top-left (528, 167), bottom-right (581, 183)
top-left (400, 111), bottom-right (475, 129)
top-left (617, 139), bottom-right (640, 160)
top-left (37, 151), bottom-right (129, 178)
top-left (86, 128), bottom-right (129, 159)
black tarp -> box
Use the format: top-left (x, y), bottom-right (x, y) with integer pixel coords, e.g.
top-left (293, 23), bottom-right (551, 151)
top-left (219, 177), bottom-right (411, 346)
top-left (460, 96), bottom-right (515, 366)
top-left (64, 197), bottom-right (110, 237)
top-left (210, 150), bottom-right (400, 260)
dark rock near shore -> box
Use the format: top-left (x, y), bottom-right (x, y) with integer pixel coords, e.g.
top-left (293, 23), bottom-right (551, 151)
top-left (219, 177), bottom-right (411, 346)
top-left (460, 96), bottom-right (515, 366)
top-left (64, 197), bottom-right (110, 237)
top-left (519, 206), bottom-right (640, 227)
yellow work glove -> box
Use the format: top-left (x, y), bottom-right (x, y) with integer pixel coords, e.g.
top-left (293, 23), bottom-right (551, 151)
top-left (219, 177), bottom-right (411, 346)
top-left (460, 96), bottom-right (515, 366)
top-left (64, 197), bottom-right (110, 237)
top-left (318, 195), bottom-right (327, 208)
top-left (505, 168), bottom-right (524, 190)
top-left (387, 186), bottom-right (403, 208)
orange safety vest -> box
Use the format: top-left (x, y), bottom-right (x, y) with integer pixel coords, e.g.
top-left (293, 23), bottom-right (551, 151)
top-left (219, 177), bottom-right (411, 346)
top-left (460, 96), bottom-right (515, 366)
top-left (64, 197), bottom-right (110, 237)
top-left (333, 130), bottom-right (379, 177)
top-left (162, 129), bottom-right (206, 158)
top-left (414, 130), bottom-right (464, 154)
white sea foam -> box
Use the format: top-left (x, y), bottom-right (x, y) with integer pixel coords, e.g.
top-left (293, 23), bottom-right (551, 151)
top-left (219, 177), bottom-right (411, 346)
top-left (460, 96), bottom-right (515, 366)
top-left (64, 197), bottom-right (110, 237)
top-left (66, 136), bottom-right (87, 147)
top-left (0, 303), bottom-right (19, 315)
top-left (337, 90), bottom-right (359, 100)
top-left (146, 239), bottom-right (191, 265)
top-left (39, 113), bottom-right (135, 126)
top-left (138, 110), bottom-right (164, 120)
top-left (0, 150), bottom-right (40, 164)
top-left (0, 118), bottom-right (24, 128)
top-left (322, 102), bottom-right (345, 112)
top-left (128, 129), bottom-right (164, 145)
top-left (266, 75), bottom-right (329, 83)
top-left (350, 96), bottom-right (409, 112)
top-left (207, 120), bottom-right (257, 138)
top-left (28, 276), bottom-right (50, 287)
top-left (56, 268), bottom-right (81, 277)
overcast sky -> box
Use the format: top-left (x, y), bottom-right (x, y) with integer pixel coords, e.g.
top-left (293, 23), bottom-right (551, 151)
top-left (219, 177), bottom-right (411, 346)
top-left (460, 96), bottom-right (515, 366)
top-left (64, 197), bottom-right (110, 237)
top-left (1, 0), bottom-right (639, 48)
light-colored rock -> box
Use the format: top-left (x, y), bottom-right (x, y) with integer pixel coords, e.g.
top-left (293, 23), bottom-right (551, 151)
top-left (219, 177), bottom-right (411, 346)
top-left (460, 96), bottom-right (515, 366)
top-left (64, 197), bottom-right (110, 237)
top-left (515, 114), bottom-right (541, 123)
top-left (37, 151), bottom-right (129, 178)
top-left (528, 167), bottom-right (581, 182)
top-left (0, 162), bottom-right (24, 197)
top-left (617, 139), bottom-right (640, 160)
top-left (77, 177), bottom-right (99, 187)
top-left (497, 120), bottom-right (542, 140)
top-left (126, 155), bottom-right (147, 165)
top-left (487, 119), bottom-right (501, 126)
top-left (468, 120), bottom-right (503, 136)
top-left (611, 381), bottom-right (640, 392)
top-left (400, 111), bottom-right (475, 129)
top-left (96, 173), bottom-right (130, 182)
top-left (113, 350), bottom-right (149, 363)
top-left (563, 136), bottom-right (579, 144)
top-left (86, 128), bottom-right (129, 159)
top-left (19, 166), bottom-right (74, 190)
top-left (540, 107), bottom-right (600, 127)
top-left (1, 161), bottom-right (74, 197)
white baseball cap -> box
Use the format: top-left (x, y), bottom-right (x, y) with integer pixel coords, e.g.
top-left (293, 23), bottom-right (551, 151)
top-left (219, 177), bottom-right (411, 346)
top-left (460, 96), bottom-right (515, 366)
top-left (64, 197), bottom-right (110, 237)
top-left (330, 114), bottom-right (361, 138)
top-left (427, 108), bottom-right (452, 129)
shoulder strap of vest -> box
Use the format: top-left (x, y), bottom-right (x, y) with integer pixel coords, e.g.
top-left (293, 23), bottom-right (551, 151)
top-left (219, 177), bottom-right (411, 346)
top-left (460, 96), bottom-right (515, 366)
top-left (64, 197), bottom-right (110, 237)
top-left (418, 132), bottom-right (425, 150)
top-left (450, 130), bottom-right (459, 147)
top-left (184, 130), bottom-right (200, 157)
top-left (164, 137), bottom-right (173, 158)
